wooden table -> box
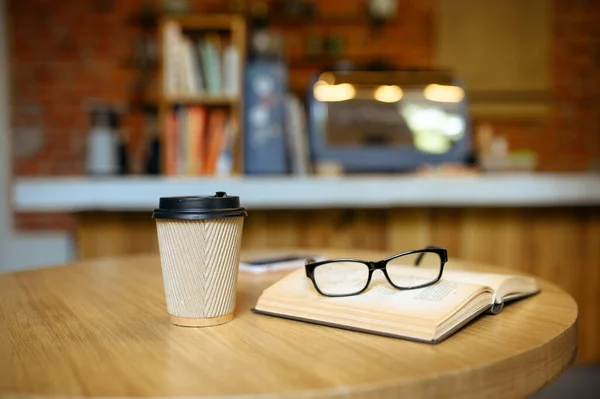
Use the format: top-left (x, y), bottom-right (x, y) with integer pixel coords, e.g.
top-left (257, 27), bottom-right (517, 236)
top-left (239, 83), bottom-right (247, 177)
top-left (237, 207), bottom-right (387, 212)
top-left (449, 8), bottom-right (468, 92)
top-left (0, 249), bottom-right (578, 398)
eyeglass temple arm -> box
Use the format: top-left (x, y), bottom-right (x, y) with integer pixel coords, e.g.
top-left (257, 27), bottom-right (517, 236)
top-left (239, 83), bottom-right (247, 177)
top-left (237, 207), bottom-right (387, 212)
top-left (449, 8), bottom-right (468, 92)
top-left (305, 258), bottom-right (316, 277)
top-left (414, 245), bottom-right (443, 266)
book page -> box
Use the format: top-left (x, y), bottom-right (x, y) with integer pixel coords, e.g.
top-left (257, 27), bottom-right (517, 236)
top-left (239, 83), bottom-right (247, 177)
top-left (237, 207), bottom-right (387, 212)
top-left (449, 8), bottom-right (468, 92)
top-left (368, 263), bottom-right (510, 291)
top-left (375, 265), bottom-right (538, 303)
top-left (259, 269), bottom-right (490, 324)
top-left (436, 269), bottom-right (537, 303)
top-left (372, 264), bottom-right (537, 303)
top-left (438, 269), bottom-right (512, 292)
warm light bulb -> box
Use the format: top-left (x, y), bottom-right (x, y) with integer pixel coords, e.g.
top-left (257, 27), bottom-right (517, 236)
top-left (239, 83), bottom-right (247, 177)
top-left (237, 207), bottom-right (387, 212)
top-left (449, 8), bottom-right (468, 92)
top-left (373, 85), bottom-right (403, 103)
top-left (423, 84), bottom-right (465, 103)
top-left (314, 83), bottom-right (356, 102)
top-left (317, 72), bottom-right (336, 85)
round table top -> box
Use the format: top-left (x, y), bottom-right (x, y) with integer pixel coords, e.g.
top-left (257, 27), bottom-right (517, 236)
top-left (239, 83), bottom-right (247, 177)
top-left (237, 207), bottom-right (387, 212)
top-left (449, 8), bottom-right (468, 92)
top-left (0, 249), bottom-right (577, 398)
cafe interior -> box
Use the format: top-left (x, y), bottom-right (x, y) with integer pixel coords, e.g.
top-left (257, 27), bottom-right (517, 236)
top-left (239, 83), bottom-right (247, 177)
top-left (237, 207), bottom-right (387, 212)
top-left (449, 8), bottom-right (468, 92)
top-left (1, 0), bottom-right (599, 397)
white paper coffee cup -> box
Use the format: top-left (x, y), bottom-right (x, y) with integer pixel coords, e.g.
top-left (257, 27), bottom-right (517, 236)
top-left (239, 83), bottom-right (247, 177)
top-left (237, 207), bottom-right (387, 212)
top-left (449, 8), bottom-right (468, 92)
top-left (152, 192), bottom-right (247, 327)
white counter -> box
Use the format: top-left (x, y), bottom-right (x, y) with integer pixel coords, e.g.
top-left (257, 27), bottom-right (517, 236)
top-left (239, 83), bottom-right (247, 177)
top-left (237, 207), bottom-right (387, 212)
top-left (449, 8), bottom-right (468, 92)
top-left (12, 173), bottom-right (600, 211)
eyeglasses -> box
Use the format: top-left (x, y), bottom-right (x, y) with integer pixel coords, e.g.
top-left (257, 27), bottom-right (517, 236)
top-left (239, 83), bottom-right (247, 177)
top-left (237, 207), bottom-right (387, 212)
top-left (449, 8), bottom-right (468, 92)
top-left (305, 246), bottom-right (448, 297)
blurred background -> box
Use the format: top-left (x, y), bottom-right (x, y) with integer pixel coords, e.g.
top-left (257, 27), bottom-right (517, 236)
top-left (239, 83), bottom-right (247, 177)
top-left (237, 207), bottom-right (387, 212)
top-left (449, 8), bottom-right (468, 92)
top-left (0, 0), bottom-right (599, 396)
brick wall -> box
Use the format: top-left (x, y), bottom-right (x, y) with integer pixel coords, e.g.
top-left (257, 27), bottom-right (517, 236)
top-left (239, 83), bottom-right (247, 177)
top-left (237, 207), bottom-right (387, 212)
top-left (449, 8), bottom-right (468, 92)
top-left (546, 0), bottom-right (600, 170)
top-left (9, 0), bottom-right (152, 231)
top-left (8, 0), bottom-right (600, 232)
top-left (479, 0), bottom-right (600, 172)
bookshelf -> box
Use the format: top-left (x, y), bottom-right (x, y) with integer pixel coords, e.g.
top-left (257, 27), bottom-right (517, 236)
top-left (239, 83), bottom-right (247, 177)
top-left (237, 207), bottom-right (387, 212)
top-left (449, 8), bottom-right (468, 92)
top-left (158, 14), bottom-right (246, 175)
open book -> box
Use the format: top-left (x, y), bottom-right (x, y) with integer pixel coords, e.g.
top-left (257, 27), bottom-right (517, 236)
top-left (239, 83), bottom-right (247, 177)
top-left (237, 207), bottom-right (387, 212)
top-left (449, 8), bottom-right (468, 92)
top-left (253, 267), bottom-right (539, 343)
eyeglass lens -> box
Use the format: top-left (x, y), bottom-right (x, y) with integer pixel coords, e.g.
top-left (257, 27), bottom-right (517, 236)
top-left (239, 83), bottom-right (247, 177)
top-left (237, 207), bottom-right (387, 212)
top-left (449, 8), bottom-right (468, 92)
top-left (386, 251), bottom-right (442, 289)
top-left (313, 261), bottom-right (370, 296)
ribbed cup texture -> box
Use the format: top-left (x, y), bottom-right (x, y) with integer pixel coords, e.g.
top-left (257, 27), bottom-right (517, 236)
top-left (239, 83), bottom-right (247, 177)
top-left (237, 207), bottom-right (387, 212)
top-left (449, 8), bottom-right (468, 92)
top-left (155, 217), bottom-right (244, 319)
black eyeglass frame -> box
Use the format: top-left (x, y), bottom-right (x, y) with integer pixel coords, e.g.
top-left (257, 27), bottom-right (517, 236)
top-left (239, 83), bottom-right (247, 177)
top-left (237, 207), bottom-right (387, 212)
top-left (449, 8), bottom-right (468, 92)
top-left (304, 246), bottom-right (448, 297)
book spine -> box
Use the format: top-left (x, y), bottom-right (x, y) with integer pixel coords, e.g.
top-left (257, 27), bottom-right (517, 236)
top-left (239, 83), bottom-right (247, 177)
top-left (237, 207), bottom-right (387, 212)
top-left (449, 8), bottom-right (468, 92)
top-left (177, 36), bottom-right (190, 95)
top-left (165, 109), bottom-right (177, 175)
top-left (176, 106), bottom-right (187, 174)
top-left (163, 21), bottom-right (181, 96)
top-left (285, 94), bottom-right (310, 175)
top-left (200, 35), bottom-right (223, 95)
top-left (216, 116), bottom-right (236, 176)
top-left (181, 37), bottom-right (198, 95)
top-left (222, 43), bottom-right (240, 96)
top-left (186, 105), bottom-right (197, 175)
top-left (203, 109), bottom-right (227, 174)
top-left (186, 105), bottom-right (207, 175)
top-left (194, 42), bottom-right (205, 94)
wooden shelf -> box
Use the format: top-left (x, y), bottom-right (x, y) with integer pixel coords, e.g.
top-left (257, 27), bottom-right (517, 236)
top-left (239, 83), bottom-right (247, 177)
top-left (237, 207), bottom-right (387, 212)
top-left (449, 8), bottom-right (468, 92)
top-left (164, 95), bottom-right (239, 106)
top-left (158, 14), bottom-right (246, 175)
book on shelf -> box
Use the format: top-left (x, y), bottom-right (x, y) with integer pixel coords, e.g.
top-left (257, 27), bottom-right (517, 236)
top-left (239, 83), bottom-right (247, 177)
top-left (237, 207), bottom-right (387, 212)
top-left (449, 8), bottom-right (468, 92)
top-left (186, 106), bottom-right (207, 174)
top-left (284, 94), bottom-right (310, 175)
top-left (176, 106), bottom-right (187, 173)
top-left (199, 34), bottom-right (223, 95)
top-left (215, 117), bottom-right (237, 176)
top-left (162, 22), bottom-right (240, 98)
top-left (164, 111), bottom-right (178, 176)
top-left (164, 106), bottom-right (234, 176)
top-left (203, 109), bottom-right (227, 174)
top-left (163, 21), bottom-right (181, 96)
top-left (222, 43), bottom-right (240, 96)
top-left (180, 36), bottom-right (203, 94)
top-left (253, 266), bottom-right (539, 344)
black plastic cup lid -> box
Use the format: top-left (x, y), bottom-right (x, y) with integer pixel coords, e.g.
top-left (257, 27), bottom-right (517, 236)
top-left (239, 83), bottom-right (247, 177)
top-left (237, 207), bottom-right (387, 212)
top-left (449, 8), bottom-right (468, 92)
top-left (152, 192), bottom-right (247, 220)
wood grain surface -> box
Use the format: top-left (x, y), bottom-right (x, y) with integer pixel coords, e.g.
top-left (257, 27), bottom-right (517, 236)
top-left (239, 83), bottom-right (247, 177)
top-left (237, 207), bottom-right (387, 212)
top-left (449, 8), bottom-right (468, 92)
top-left (0, 249), bottom-right (577, 398)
